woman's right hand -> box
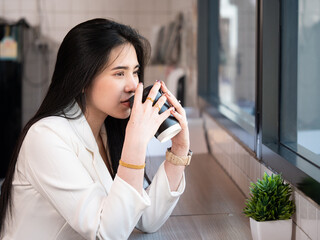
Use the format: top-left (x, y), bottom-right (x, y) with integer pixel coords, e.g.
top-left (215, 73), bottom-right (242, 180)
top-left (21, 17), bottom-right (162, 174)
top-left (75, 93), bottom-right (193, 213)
top-left (121, 81), bottom-right (174, 165)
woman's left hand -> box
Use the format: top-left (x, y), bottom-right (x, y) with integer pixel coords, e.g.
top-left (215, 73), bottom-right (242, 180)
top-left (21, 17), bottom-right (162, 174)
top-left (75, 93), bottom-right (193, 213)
top-left (160, 81), bottom-right (190, 156)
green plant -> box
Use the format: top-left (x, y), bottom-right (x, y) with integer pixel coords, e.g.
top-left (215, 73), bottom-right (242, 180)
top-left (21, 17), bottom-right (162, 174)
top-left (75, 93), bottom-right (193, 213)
top-left (243, 172), bottom-right (295, 221)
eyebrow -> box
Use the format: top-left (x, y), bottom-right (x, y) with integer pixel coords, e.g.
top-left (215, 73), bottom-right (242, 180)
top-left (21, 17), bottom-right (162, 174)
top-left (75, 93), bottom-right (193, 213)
top-left (111, 64), bottom-right (140, 71)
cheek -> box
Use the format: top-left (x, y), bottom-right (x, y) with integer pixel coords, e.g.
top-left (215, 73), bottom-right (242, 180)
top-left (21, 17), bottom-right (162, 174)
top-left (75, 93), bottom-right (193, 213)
top-left (92, 81), bottom-right (120, 105)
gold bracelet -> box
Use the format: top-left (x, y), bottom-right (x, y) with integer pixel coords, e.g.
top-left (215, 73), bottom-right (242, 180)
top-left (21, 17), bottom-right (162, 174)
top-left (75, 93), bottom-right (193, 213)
top-left (119, 160), bottom-right (145, 169)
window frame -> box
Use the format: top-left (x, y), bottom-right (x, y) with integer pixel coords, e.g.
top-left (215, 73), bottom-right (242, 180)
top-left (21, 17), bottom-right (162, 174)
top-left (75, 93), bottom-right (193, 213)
top-left (198, 0), bottom-right (320, 205)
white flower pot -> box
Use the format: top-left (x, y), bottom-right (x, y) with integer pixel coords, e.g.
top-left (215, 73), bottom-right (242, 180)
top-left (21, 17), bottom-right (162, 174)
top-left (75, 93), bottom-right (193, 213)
top-left (249, 218), bottom-right (292, 240)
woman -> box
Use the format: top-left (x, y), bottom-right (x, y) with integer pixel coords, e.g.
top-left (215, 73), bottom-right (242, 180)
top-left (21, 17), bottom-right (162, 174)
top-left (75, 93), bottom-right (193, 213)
top-left (0, 18), bottom-right (191, 239)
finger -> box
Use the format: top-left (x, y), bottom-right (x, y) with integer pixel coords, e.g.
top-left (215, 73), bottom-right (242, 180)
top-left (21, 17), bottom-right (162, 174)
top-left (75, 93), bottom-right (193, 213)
top-left (160, 80), bottom-right (169, 95)
top-left (160, 81), bottom-right (177, 103)
top-left (133, 82), bottom-right (143, 108)
top-left (153, 95), bottom-right (167, 113)
top-left (146, 81), bottom-right (161, 106)
top-left (158, 107), bottom-right (174, 124)
top-left (161, 81), bottom-right (185, 115)
top-left (170, 108), bottom-right (188, 128)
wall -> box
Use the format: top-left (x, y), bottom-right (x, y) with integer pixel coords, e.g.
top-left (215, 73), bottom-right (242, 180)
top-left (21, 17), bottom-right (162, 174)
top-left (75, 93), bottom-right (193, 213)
top-left (0, 0), bottom-right (187, 44)
top-left (0, 0), bottom-right (197, 125)
top-left (204, 112), bottom-right (320, 240)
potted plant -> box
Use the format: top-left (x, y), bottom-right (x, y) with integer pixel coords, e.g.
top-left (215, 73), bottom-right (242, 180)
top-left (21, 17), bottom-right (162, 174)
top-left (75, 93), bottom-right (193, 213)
top-left (243, 172), bottom-right (295, 240)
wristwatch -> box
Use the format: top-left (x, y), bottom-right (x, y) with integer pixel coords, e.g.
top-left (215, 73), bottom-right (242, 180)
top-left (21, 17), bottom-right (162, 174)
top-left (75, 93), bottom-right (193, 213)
top-left (166, 148), bottom-right (193, 166)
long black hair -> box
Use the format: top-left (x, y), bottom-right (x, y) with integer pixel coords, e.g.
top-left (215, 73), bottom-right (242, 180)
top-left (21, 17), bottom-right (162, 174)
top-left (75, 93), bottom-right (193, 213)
top-left (0, 18), bottom-right (150, 235)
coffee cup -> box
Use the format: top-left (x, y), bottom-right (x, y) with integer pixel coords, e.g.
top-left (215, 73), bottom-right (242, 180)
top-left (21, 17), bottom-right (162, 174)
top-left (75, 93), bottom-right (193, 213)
top-left (129, 85), bottom-right (182, 142)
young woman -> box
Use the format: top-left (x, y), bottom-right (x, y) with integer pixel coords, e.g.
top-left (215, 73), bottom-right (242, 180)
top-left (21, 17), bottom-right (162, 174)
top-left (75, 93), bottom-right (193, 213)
top-left (0, 18), bottom-right (191, 239)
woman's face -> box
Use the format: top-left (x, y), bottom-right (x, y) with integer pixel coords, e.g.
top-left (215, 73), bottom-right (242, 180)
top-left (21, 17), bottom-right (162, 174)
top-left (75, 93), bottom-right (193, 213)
top-left (85, 43), bottom-right (140, 120)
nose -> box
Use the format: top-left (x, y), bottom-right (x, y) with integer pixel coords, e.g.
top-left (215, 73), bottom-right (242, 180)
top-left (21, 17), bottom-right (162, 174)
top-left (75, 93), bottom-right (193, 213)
top-left (124, 74), bottom-right (138, 93)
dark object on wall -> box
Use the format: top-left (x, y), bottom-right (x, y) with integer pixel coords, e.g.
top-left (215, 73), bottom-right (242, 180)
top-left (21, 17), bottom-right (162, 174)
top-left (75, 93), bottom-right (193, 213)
top-left (177, 75), bottom-right (185, 107)
top-left (0, 19), bottom-right (28, 178)
top-left (0, 61), bottom-right (22, 178)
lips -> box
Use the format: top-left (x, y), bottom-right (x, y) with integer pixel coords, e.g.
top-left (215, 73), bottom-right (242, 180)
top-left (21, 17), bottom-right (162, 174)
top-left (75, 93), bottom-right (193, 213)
top-left (120, 96), bottom-right (133, 104)
top-left (120, 96), bottom-right (134, 108)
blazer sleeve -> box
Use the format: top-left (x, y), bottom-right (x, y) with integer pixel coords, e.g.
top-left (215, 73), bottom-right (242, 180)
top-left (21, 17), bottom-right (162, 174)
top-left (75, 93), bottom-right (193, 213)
top-left (136, 161), bottom-right (186, 233)
top-left (20, 121), bottom-right (151, 240)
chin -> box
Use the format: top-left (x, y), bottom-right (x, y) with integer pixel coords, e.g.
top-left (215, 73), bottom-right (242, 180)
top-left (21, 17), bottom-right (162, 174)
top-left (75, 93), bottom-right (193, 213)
top-left (112, 109), bottom-right (131, 119)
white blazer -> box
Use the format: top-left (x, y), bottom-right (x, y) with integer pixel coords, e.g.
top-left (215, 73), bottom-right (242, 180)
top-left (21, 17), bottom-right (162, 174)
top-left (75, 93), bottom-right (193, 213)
top-left (3, 103), bottom-right (185, 240)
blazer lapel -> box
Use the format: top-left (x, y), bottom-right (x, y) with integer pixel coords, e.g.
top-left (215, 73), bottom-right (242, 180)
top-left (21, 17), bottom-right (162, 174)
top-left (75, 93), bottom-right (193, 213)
top-left (66, 102), bottom-right (113, 193)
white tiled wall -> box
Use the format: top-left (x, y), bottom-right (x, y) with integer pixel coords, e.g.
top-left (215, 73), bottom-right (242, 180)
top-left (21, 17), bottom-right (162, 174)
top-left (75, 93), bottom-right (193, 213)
top-left (0, 0), bottom-right (195, 49)
top-left (203, 112), bottom-right (320, 240)
top-left (0, 0), bottom-right (197, 124)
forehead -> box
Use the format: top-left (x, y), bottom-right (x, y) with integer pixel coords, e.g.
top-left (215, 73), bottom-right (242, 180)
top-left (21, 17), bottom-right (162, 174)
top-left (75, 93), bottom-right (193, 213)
top-left (107, 43), bottom-right (139, 69)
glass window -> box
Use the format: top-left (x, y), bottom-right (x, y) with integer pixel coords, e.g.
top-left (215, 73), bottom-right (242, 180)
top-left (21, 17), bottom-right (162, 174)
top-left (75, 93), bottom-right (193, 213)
top-left (218, 0), bottom-right (256, 121)
top-left (281, 0), bottom-right (320, 167)
top-left (205, 0), bottom-right (256, 134)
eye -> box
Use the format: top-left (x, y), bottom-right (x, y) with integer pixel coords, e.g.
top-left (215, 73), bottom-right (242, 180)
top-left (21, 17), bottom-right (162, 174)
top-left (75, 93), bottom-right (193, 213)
top-left (133, 69), bottom-right (140, 76)
top-left (115, 72), bottom-right (124, 77)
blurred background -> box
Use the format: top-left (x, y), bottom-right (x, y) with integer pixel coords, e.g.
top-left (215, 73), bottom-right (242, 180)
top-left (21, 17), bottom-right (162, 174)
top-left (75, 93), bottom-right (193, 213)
top-left (0, 0), bottom-right (198, 126)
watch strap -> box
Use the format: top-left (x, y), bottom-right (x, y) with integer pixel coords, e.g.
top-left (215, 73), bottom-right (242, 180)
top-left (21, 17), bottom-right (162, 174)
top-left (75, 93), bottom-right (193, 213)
top-left (166, 148), bottom-right (192, 166)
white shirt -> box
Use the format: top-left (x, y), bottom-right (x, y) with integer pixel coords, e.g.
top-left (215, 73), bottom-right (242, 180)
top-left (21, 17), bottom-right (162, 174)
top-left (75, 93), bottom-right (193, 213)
top-left (3, 103), bottom-right (185, 240)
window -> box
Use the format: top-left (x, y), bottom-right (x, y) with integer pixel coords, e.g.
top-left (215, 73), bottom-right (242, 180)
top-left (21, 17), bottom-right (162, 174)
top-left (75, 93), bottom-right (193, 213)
top-left (280, 0), bottom-right (320, 168)
top-left (198, 0), bottom-right (320, 204)
top-left (198, 0), bottom-right (256, 149)
top-left (218, 0), bottom-right (256, 127)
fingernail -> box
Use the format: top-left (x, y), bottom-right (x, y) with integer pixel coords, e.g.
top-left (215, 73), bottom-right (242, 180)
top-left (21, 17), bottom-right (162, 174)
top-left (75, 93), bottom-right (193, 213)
top-left (156, 79), bottom-right (160, 83)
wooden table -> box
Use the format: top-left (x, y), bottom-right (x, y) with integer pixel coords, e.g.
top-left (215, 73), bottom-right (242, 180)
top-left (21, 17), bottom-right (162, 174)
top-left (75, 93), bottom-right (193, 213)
top-left (129, 154), bottom-right (252, 240)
